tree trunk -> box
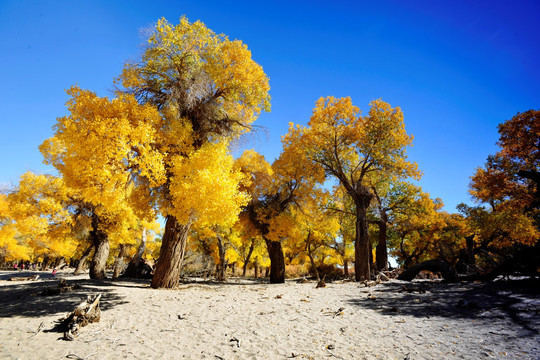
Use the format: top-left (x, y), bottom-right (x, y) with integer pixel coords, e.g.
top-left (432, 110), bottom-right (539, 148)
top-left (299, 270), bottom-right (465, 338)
top-left (242, 239), bottom-right (256, 277)
top-left (343, 259), bottom-right (349, 277)
top-left (112, 244), bottom-right (128, 279)
top-left (466, 235), bottom-right (476, 266)
top-left (151, 215), bottom-right (191, 289)
top-left (306, 231), bottom-right (320, 281)
top-left (254, 261), bottom-right (259, 278)
top-left (89, 214), bottom-right (110, 280)
top-left (216, 234), bottom-right (227, 281)
top-left (41, 255), bottom-right (50, 271)
top-left (265, 238), bottom-right (285, 283)
top-left (55, 257), bottom-right (67, 269)
top-left (355, 200), bottom-right (371, 281)
top-left (397, 259), bottom-right (458, 282)
top-left (74, 245), bottom-right (94, 275)
top-left (123, 229), bottom-right (147, 278)
top-left (375, 217), bottom-right (389, 271)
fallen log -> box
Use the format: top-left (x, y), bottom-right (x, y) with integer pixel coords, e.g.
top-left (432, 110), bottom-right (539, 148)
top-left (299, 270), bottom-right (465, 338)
top-left (397, 259), bottom-right (458, 282)
top-left (60, 293), bottom-right (102, 340)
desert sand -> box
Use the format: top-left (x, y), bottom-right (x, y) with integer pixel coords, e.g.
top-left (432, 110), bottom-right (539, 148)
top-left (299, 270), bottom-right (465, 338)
top-left (0, 270), bottom-right (538, 360)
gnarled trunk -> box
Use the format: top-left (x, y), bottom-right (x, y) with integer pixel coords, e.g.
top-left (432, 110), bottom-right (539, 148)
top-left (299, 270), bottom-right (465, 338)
top-left (355, 200), bottom-right (371, 281)
top-left (375, 216), bottom-right (388, 271)
top-left (89, 214), bottom-right (110, 279)
top-left (112, 244), bottom-right (128, 279)
top-left (123, 229), bottom-right (147, 278)
top-left (151, 215), bottom-right (191, 289)
top-left (265, 238), bottom-right (285, 283)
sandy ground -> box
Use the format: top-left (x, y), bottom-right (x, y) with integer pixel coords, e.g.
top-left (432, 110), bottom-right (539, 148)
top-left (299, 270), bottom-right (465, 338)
top-left (0, 270), bottom-right (538, 360)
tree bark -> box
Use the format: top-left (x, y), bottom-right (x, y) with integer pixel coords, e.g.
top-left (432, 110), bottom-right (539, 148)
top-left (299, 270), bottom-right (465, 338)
top-left (375, 216), bottom-right (389, 271)
top-left (55, 257), bottom-right (67, 269)
top-left (123, 229), bottom-right (147, 278)
top-left (397, 259), bottom-right (458, 282)
top-left (306, 231), bottom-right (320, 282)
top-left (265, 238), bottom-right (285, 283)
top-left (343, 259), bottom-right (349, 277)
top-left (112, 244), bottom-right (127, 279)
top-left (242, 238), bottom-right (256, 277)
top-left (41, 255), bottom-right (50, 271)
top-left (216, 234), bottom-right (227, 281)
top-left (89, 214), bottom-right (110, 279)
top-left (466, 235), bottom-right (476, 265)
top-left (355, 199), bottom-right (371, 281)
top-left (151, 215), bottom-right (191, 288)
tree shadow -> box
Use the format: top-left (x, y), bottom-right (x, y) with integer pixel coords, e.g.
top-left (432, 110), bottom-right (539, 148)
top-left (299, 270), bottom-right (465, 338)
top-left (0, 277), bottom-right (129, 320)
top-left (346, 279), bottom-right (540, 336)
top-left (178, 276), bottom-right (271, 286)
top-left (0, 270), bottom-right (57, 281)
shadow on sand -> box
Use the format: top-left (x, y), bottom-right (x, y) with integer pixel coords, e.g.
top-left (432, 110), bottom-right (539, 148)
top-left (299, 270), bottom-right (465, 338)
top-left (0, 273), bottom-right (130, 320)
top-left (346, 279), bottom-right (540, 336)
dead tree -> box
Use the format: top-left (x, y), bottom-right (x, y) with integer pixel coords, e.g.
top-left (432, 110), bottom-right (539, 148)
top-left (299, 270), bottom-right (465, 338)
top-left (61, 293), bottom-right (102, 340)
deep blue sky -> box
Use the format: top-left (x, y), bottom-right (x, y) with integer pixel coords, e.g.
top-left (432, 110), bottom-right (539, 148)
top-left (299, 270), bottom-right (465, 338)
top-left (1, 0), bottom-right (538, 212)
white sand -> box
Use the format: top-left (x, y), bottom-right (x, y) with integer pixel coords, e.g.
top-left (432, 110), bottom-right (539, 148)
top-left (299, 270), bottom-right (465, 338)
top-left (0, 270), bottom-right (538, 359)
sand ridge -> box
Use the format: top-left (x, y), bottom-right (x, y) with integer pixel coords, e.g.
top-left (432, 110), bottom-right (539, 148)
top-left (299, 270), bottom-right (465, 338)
top-left (0, 270), bottom-right (538, 359)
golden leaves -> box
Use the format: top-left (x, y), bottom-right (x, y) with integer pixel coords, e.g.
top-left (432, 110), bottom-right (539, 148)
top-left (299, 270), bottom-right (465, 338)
top-left (168, 141), bottom-right (249, 228)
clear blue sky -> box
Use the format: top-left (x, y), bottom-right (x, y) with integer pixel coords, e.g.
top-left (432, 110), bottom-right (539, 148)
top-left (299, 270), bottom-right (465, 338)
top-left (1, 0), bottom-right (538, 212)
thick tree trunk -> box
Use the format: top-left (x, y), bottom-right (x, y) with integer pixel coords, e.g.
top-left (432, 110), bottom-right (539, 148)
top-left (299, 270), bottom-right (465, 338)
top-left (151, 215), bottom-right (191, 289)
top-left (397, 259), bottom-right (458, 282)
top-left (112, 244), bottom-right (128, 279)
top-left (89, 214), bottom-right (110, 280)
top-left (265, 238), bottom-right (285, 283)
top-left (375, 217), bottom-right (388, 271)
top-left (123, 229), bottom-right (147, 278)
top-left (355, 201), bottom-right (371, 281)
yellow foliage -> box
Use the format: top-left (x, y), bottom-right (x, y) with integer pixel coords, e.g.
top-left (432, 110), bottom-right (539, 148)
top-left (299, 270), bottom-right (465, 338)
top-left (3, 173), bottom-right (77, 260)
top-left (117, 16), bottom-right (270, 139)
top-left (167, 141), bottom-right (249, 228)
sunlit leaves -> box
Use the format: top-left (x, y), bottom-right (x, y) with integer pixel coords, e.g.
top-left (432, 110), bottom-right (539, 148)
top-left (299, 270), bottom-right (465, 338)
top-left (117, 16), bottom-right (270, 142)
top-left (167, 141), bottom-right (249, 228)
